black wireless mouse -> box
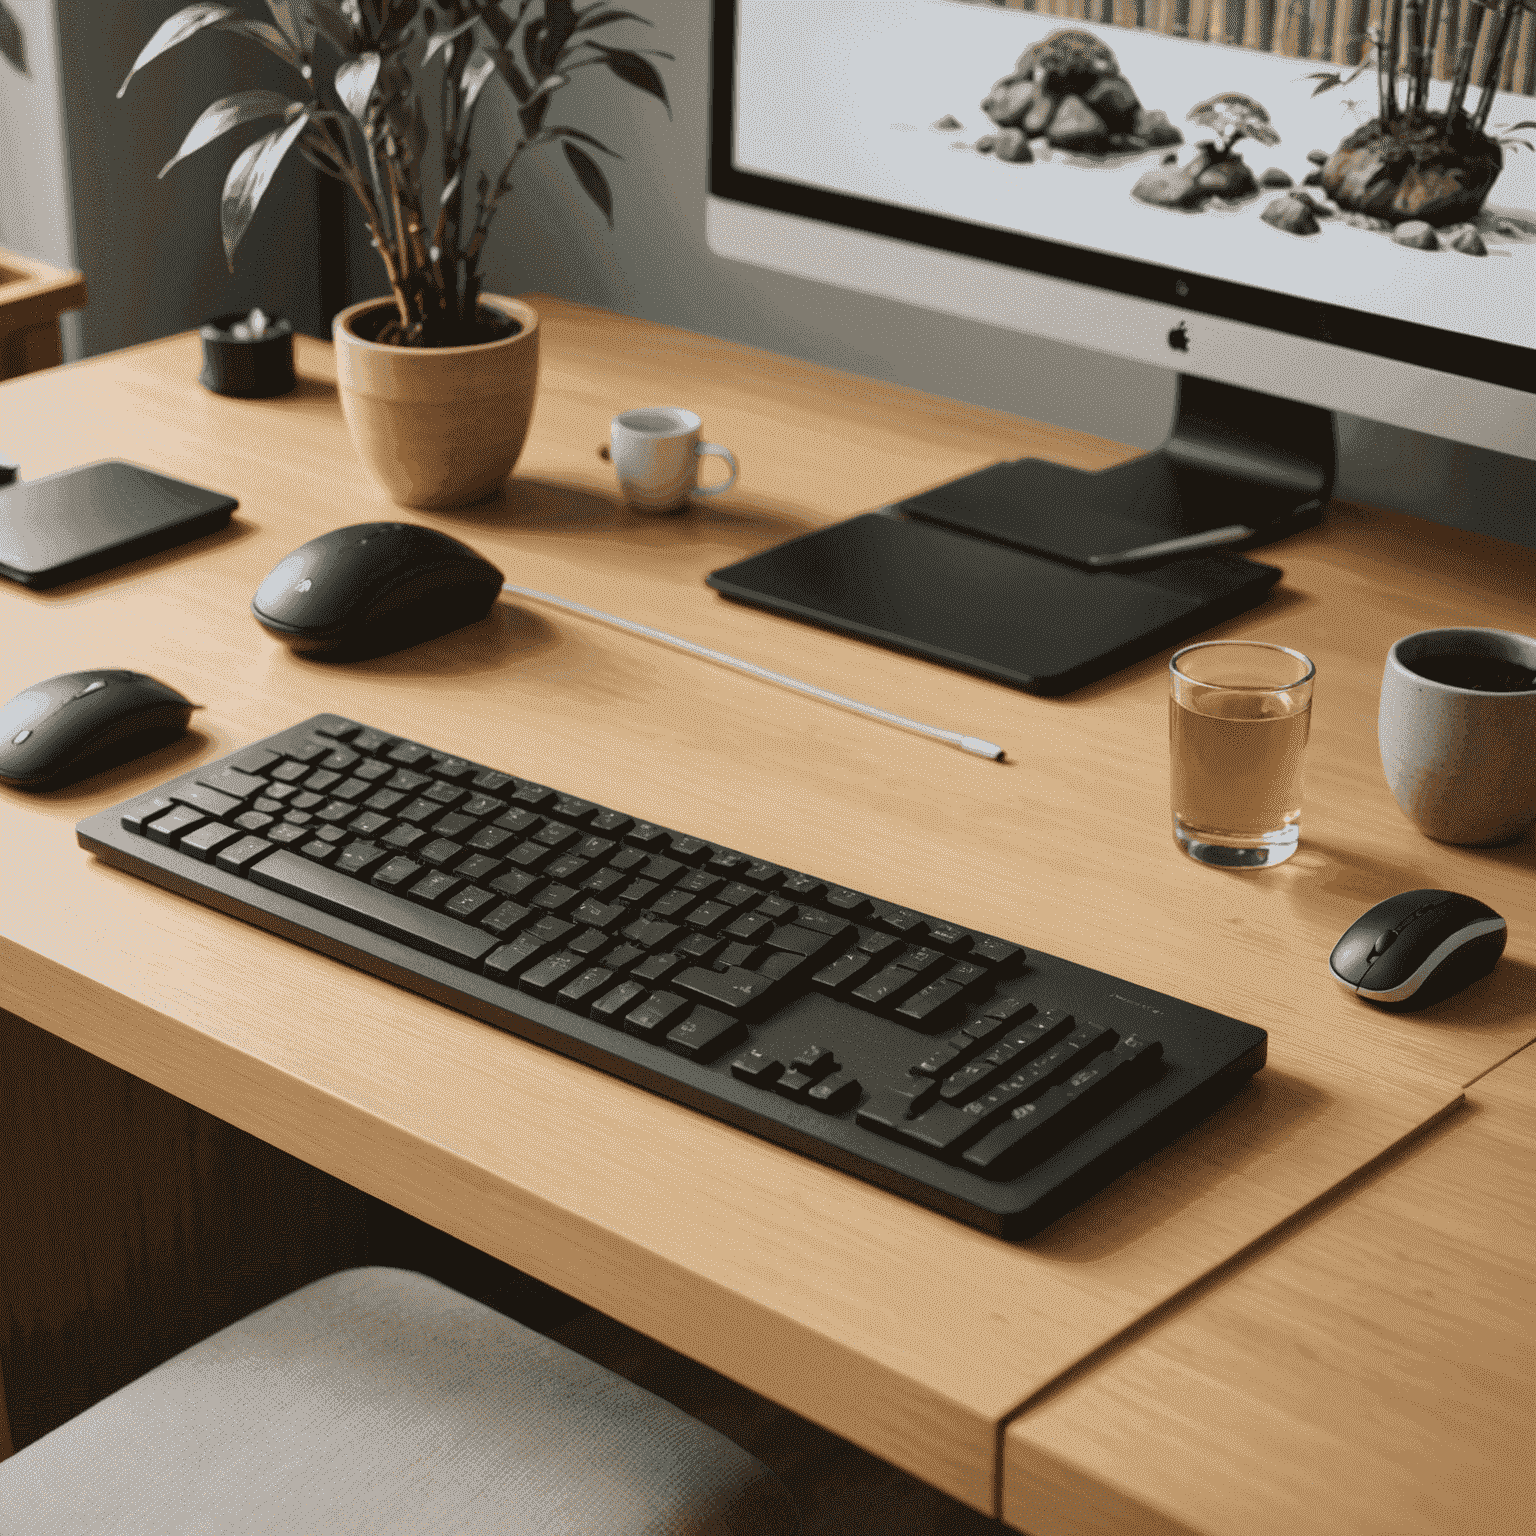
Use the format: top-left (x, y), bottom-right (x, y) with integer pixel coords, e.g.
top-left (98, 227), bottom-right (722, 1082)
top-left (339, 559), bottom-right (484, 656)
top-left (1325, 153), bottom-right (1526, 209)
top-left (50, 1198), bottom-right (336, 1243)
top-left (1329, 889), bottom-right (1507, 1010)
top-left (0, 670), bottom-right (199, 789)
top-left (251, 522), bottom-right (505, 659)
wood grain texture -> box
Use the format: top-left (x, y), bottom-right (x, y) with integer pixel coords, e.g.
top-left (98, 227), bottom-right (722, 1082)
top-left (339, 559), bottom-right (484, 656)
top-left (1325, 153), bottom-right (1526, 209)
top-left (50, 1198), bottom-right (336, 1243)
top-left (1003, 1043), bottom-right (1536, 1536)
top-left (0, 247), bottom-right (86, 380)
top-left (0, 298), bottom-right (1528, 1511)
top-left (0, 1007), bottom-right (369, 1454)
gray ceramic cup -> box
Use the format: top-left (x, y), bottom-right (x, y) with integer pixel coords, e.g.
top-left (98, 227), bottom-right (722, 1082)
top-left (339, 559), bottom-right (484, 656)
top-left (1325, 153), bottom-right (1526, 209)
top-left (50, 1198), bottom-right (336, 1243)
top-left (1379, 627), bottom-right (1536, 846)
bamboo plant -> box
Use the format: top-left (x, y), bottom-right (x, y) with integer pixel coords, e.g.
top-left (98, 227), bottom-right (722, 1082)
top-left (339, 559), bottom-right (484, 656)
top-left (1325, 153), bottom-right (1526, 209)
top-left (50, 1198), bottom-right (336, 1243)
top-left (1308, 0), bottom-right (1536, 138)
top-left (0, 0), bottom-right (24, 73)
top-left (120, 2), bottom-right (670, 346)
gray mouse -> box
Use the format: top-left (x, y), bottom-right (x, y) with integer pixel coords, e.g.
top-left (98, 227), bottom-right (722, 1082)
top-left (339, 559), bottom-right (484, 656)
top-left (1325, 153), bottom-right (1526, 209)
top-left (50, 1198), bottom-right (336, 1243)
top-left (0, 670), bottom-right (199, 789)
top-left (1329, 888), bottom-right (1507, 1010)
top-left (251, 522), bottom-right (504, 659)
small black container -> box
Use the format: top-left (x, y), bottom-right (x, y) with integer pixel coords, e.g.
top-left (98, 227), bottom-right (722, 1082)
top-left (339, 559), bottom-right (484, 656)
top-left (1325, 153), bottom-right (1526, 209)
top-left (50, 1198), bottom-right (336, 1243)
top-left (199, 309), bottom-right (296, 398)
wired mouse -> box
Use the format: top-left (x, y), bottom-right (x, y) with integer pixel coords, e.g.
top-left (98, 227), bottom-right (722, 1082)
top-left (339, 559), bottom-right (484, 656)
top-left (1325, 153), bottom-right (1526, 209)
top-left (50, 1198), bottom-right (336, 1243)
top-left (0, 670), bottom-right (199, 789)
top-left (252, 522), bottom-right (504, 659)
top-left (1329, 889), bottom-right (1507, 1010)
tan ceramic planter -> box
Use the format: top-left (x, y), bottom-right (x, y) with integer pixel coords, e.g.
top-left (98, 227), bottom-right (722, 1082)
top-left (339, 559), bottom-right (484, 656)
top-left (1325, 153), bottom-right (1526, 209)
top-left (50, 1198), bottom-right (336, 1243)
top-left (333, 294), bottom-right (539, 510)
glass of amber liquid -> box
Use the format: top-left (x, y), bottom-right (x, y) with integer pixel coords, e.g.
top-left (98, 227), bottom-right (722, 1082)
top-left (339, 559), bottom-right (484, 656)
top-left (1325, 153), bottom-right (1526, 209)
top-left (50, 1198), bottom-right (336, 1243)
top-left (1169, 641), bottom-right (1315, 868)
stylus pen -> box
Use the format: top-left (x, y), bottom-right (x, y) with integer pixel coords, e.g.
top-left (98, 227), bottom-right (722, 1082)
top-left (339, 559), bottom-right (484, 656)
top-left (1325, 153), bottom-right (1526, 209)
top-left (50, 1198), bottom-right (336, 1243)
top-left (500, 584), bottom-right (1007, 762)
top-left (1087, 523), bottom-right (1255, 568)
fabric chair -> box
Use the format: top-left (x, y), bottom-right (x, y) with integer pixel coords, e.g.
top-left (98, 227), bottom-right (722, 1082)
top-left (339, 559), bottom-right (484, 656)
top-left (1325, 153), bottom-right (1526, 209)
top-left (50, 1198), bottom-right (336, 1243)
top-left (0, 1266), bottom-right (800, 1535)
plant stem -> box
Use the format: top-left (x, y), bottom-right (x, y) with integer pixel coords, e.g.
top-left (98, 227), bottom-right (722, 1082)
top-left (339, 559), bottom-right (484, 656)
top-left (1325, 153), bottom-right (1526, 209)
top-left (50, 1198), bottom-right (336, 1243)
top-left (1403, 0), bottom-right (1425, 111)
top-left (1446, 0), bottom-right (1485, 122)
top-left (1470, 0), bottom-right (1518, 131)
top-left (1381, 0), bottom-right (1403, 120)
top-left (1415, 0), bottom-right (1444, 110)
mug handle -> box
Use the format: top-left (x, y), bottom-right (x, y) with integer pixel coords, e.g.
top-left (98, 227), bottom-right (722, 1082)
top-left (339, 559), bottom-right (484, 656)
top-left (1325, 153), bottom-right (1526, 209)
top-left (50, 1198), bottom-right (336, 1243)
top-left (693, 442), bottom-right (738, 496)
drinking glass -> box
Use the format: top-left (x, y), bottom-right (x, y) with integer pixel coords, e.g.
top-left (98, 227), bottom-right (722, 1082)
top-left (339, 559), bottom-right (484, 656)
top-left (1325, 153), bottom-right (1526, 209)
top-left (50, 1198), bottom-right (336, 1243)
top-left (1169, 641), bottom-right (1315, 868)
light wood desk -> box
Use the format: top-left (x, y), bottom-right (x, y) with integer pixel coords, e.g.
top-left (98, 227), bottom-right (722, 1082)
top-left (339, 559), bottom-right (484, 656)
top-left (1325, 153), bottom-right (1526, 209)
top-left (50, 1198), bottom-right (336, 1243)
top-left (0, 298), bottom-right (1531, 1523)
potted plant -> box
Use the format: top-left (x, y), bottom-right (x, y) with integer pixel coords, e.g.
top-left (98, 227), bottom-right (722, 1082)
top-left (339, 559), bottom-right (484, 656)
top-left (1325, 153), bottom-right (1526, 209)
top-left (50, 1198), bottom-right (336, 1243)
top-left (1306, 0), bottom-right (1536, 227)
top-left (120, 1), bottom-right (669, 508)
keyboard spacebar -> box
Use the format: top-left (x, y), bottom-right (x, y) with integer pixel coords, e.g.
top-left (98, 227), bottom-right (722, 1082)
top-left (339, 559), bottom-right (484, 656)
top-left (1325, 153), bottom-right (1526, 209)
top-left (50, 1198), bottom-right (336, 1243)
top-left (249, 851), bottom-right (497, 966)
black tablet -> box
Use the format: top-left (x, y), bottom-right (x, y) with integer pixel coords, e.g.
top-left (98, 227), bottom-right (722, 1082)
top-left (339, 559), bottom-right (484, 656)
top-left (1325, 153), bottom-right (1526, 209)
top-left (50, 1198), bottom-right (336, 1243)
top-left (706, 512), bottom-right (1281, 696)
top-left (0, 460), bottom-right (238, 589)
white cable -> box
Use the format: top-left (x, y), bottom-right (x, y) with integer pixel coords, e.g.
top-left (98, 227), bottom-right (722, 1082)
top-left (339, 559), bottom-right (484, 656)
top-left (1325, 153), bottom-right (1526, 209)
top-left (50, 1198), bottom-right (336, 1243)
top-left (500, 583), bottom-right (1006, 762)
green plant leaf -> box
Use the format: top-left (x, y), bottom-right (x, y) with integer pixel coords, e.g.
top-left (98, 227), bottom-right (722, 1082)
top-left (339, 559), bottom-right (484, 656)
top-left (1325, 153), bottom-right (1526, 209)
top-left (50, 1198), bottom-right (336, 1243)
top-left (226, 18), bottom-right (305, 70)
top-left (296, 124), bottom-right (351, 178)
top-left (221, 110), bottom-right (310, 267)
top-left (545, 123), bottom-right (621, 157)
top-left (118, 3), bottom-right (239, 97)
top-left (563, 139), bottom-right (613, 224)
top-left (574, 8), bottom-right (654, 33)
top-left (473, 0), bottom-right (513, 48)
top-left (336, 50), bottom-right (381, 122)
top-left (585, 43), bottom-right (669, 114)
top-left (460, 46), bottom-right (498, 111)
top-left (424, 12), bottom-right (479, 63)
top-left (266, 0), bottom-right (314, 51)
top-left (490, 45), bottom-right (531, 103)
top-left (310, 0), bottom-right (358, 51)
top-left (0, 1), bottom-right (26, 73)
top-left (544, 0), bottom-right (579, 64)
top-left (160, 89), bottom-right (299, 177)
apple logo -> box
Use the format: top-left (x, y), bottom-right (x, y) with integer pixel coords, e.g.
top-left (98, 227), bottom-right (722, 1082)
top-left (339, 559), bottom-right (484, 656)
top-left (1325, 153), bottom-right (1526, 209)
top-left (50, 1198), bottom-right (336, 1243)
top-left (1167, 322), bottom-right (1190, 353)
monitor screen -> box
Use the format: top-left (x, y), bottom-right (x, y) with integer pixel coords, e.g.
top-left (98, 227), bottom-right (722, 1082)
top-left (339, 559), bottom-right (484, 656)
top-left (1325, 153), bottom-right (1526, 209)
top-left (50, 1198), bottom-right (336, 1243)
top-left (712, 0), bottom-right (1535, 399)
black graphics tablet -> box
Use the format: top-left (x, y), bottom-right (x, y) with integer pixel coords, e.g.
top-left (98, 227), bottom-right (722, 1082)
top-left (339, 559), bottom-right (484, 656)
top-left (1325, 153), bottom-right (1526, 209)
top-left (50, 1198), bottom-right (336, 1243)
top-left (0, 461), bottom-right (238, 589)
top-left (706, 511), bottom-right (1281, 696)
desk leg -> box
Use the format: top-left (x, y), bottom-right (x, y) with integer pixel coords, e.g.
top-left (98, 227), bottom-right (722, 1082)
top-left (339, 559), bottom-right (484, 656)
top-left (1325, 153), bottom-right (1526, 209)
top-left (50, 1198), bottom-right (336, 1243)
top-left (0, 1007), bottom-right (370, 1456)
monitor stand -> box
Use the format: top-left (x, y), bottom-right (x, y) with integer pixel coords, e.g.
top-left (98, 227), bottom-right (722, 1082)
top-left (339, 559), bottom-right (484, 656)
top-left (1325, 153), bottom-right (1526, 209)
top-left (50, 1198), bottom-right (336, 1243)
top-left (1041, 375), bottom-right (1336, 551)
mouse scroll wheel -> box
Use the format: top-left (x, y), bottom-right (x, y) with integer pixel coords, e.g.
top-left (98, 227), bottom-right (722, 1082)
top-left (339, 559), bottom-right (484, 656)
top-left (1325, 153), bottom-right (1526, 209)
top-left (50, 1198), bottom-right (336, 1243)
top-left (1371, 930), bottom-right (1398, 957)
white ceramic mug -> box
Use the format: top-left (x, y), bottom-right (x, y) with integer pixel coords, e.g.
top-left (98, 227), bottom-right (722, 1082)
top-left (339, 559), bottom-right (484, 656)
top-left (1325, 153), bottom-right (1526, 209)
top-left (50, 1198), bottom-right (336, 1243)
top-left (609, 407), bottom-right (737, 513)
top-left (1378, 627), bottom-right (1536, 846)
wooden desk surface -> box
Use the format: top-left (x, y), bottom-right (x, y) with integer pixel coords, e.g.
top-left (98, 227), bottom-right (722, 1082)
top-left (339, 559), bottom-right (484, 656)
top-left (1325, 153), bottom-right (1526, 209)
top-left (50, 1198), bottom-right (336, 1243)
top-left (1005, 1042), bottom-right (1536, 1536)
top-left (1, 298), bottom-right (1531, 1517)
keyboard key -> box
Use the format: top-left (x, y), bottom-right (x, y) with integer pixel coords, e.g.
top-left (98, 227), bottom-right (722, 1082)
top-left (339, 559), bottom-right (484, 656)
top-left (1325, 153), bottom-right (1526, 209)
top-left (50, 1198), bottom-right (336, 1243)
top-left (895, 980), bottom-right (963, 1029)
top-left (316, 825), bottom-right (348, 844)
top-left (329, 776), bottom-right (372, 803)
top-left (282, 739), bottom-right (330, 764)
top-left (971, 936), bottom-right (1025, 971)
top-left (676, 869), bottom-right (722, 898)
top-left (268, 823), bottom-right (309, 846)
top-left (397, 797), bottom-right (446, 826)
top-left (619, 877), bottom-right (663, 906)
top-left (944, 962), bottom-right (988, 990)
top-left (354, 758), bottom-right (392, 782)
top-left (672, 965), bottom-right (778, 1016)
top-left (913, 1041), bottom-right (964, 1078)
top-left (717, 941), bottom-right (760, 970)
top-left (857, 931), bottom-right (899, 960)
top-left (120, 794), bottom-right (177, 833)
top-left (676, 932), bottom-right (724, 964)
top-left (461, 793), bottom-right (506, 819)
top-left (490, 869), bottom-right (541, 901)
top-left (811, 951), bottom-right (873, 994)
top-left (575, 835), bottom-right (615, 861)
top-left (668, 835), bottom-right (712, 866)
top-left (666, 1007), bottom-right (747, 1062)
top-left (683, 900), bottom-right (731, 933)
top-left (534, 821), bottom-right (580, 850)
top-left (170, 782), bottom-right (243, 819)
top-left (781, 874), bottom-right (824, 900)
top-left (602, 943), bottom-right (646, 973)
top-left (315, 799), bottom-right (354, 823)
top-left (580, 867), bottom-right (627, 898)
top-left (146, 806), bottom-right (207, 846)
top-left (631, 952), bottom-right (682, 985)
top-left (383, 824), bottom-right (426, 851)
top-left (364, 788), bottom-right (406, 813)
top-left (641, 855), bottom-right (684, 886)
top-left (624, 822), bottom-right (669, 851)
top-left (471, 768), bottom-right (513, 792)
top-left (924, 922), bottom-right (973, 954)
top-left (178, 821), bottom-right (241, 861)
top-left (795, 909), bottom-right (849, 939)
top-left (270, 760), bottom-right (309, 784)
top-left (484, 934), bottom-right (550, 980)
top-left (878, 907), bottom-right (925, 938)
top-left (557, 965), bottom-right (616, 1008)
top-left (893, 945), bottom-right (945, 975)
top-left (511, 783), bottom-right (555, 809)
top-left (623, 991), bottom-right (689, 1042)
top-left (469, 825), bottom-right (515, 852)
top-left (195, 765), bottom-right (267, 802)
top-left (409, 870), bottom-right (462, 906)
top-left (851, 963), bottom-right (921, 1009)
top-left (229, 748), bottom-right (280, 775)
top-left (432, 812), bottom-right (476, 840)
top-left (430, 755), bottom-right (474, 782)
top-left (249, 850), bottom-right (495, 964)
top-left (764, 925), bottom-right (834, 960)
top-left (724, 912), bottom-right (771, 943)
top-left (707, 850), bottom-right (749, 877)
top-left (623, 917), bottom-right (679, 951)
top-left (790, 1045), bottom-right (838, 1080)
top-left (320, 747), bottom-right (360, 772)
top-left (757, 951), bottom-right (806, 982)
top-left (741, 861), bottom-right (783, 888)
top-left (590, 979), bottom-right (646, 1025)
top-left (493, 807), bottom-right (541, 836)
top-left (299, 840), bottom-right (338, 862)
top-left (304, 769), bottom-right (341, 794)
top-left (505, 840), bottom-right (553, 870)
top-left (774, 1069), bottom-right (817, 1102)
top-left (755, 895), bottom-right (797, 923)
top-left (961, 1037), bottom-right (1162, 1177)
top-left (823, 888), bottom-right (872, 918)
top-left (731, 1048), bottom-right (783, 1086)
top-left (567, 927), bottom-right (615, 959)
top-left (650, 890), bottom-right (696, 920)
top-left (532, 883), bottom-right (582, 914)
top-left (572, 898), bottom-right (626, 930)
top-left (455, 852), bottom-right (503, 883)
top-left (310, 717), bottom-right (357, 739)
top-left (590, 810), bottom-right (632, 836)
top-left (215, 834), bottom-right (274, 872)
top-left (552, 796), bottom-right (599, 824)
top-left (806, 1073), bottom-right (862, 1113)
top-left (372, 856), bottom-right (422, 892)
top-left (335, 841), bottom-right (388, 877)
top-left (481, 900), bottom-right (532, 937)
top-left (388, 742), bottom-right (431, 766)
top-left (523, 950), bottom-right (584, 996)
top-left (713, 881), bottom-right (756, 909)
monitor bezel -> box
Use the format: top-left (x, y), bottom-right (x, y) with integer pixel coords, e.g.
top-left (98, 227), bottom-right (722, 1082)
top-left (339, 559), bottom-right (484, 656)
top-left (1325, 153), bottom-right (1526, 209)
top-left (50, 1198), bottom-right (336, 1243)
top-left (709, 0), bottom-right (1533, 397)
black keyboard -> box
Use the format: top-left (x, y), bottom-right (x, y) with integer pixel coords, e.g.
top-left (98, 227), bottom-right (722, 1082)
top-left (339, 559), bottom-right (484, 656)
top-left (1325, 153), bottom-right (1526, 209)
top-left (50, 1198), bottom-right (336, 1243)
top-left (77, 714), bottom-right (1267, 1237)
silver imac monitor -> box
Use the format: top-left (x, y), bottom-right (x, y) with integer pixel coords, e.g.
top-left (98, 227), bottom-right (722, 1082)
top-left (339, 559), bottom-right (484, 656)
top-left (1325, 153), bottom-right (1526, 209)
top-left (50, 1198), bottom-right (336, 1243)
top-left (707, 0), bottom-right (1535, 543)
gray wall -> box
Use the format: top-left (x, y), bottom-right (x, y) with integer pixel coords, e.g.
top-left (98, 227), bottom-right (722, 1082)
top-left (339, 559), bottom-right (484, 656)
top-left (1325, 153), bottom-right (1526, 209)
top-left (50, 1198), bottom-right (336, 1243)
top-left (1, 0), bottom-right (323, 359)
top-left (344, 0), bottom-right (1535, 548)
